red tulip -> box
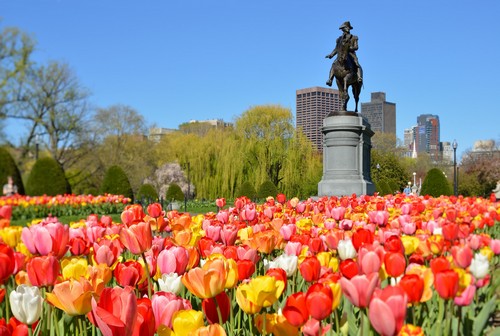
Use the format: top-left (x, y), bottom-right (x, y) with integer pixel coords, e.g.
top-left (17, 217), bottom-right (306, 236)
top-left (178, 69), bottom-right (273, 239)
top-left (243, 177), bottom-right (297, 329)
top-left (215, 198), bottom-right (226, 209)
top-left (202, 291), bottom-right (230, 324)
top-left (146, 203), bottom-right (163, 219)
top-left (339, 259), bottom-right (359, 279)
top-left (299, 256), bottom-right (321, 282)
top-left (27, 256), bottom-right (60, 287)
top-left (134, 298), bottom-right (155, 336)
top-left (0, 244), bottom-right (14, 284)
top-left (69, 237), bottom-right (90, 256)
top-left (442, 223), bottom-right (459, 241)
top-left (237, 259), bottom-right (255, 281)
top-left (90, 286), bottom-right (138, 336)
top-left (339, 273), bottom-right (378, 308)
top-left (306, 283), bottom-right (333, 321)
top-left (430, 256), bottom-right (450, 275)
top-left (266, 268), bottom-right (288, 292)
top-left (352, 228), bottom-right (374, 251)
top-left (384, 235), bottom-right (405, 254)
top-left (434, 270), bottom-right (459, 299)
top-left (114, 261), bottom-right (145, 288)
top-left (276, 194), bottom-right (286, 204)
top-left (282, 292), bottom-right (308, 327)
top-left (384, 252), bottom-right (406, 278)
top-left (398, 274), bottom-right (424, 304)
top-left (119, 221), bottom-right (152, 255)
top-left (121, 204), bottom-right (145, 226)
top-left (369, 285), bottom-right (407, 336)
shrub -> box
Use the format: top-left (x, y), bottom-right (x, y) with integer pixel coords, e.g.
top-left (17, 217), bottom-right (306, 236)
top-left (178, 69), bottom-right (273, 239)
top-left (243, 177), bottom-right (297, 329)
top-left (0, 147), bottom-right (24, 195)
top-left (420, 168), bottom-right (453, 197)
top-left (235, 181), bottom-right (257, 200)
top-left (100, 165), bottom-right (134, 201)
top-left (388, 179), bottom-right (399, 194)
top-left (257, 180), bottom-right (278, 199)
top-left (378, 180), bottom-right (392, 196)
top-left (137, 183), bottom-right (159, 202)
top-left (166, 183), bottom-right (185, 202)
top-left (26, 157), bottom-right (71, 196)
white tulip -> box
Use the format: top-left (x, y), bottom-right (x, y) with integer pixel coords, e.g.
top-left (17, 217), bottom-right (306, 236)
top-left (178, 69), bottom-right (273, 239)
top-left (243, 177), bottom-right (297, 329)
top-left (9, 285), bottom-right (43, 325)
top-left (158, 273), bottom-right (184, 294)
top-left (469, 253), bottom-right (489, 279)
top-left (337, 239), bottom-right (357, 260)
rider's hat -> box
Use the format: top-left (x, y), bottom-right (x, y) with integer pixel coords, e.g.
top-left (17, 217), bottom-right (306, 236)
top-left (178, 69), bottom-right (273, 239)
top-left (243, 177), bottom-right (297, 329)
top-left (339, 21), bottom-right (353, 30)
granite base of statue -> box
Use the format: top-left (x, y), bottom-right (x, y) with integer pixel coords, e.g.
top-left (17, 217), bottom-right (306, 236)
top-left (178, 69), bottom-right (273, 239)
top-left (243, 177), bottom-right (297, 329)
top-left (318, 111), bottom-right (375, 197)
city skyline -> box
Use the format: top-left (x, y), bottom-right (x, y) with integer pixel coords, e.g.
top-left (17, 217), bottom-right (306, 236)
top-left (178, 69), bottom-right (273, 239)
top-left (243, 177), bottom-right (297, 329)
top-left (2, 1), bottom-right (500, 160)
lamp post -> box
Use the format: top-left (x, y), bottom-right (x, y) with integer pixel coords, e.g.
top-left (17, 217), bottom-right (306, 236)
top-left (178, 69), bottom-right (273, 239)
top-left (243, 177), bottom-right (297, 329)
top-left (453, 139), bottom-right (458, 196)
top-left (35, 134), bottom-right (40, 160)
top-left (413, 172), bottom-right (416, 187)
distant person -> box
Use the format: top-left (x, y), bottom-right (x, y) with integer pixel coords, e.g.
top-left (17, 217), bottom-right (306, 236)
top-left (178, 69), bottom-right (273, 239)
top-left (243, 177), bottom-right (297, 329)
top-left (403, 186), bottom-right (411, 196)
top-left (2, 176), bottom-right (18, 196)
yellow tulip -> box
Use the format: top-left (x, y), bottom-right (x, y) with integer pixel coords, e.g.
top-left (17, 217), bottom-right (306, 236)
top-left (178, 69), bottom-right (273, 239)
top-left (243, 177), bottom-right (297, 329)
top-left (171, 310), bottom-right (204, 336)
top-left (61, 257), bottom-right (88, 280)
top-left (0, 226), bottom-right (22, 248)
top-left (480, 246), bottom-right (494, 261)
top-left (401, 236), bottom-right (420, 255)
top-left (235, 275), bottom-right (284, 314)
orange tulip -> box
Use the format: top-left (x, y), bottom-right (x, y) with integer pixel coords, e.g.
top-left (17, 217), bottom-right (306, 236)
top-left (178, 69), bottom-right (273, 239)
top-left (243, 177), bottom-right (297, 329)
top-left (191, 324), bottom-right (227, 336)
top-left (182, 258), bottom-right (227, 299)
top-left (119, 221), bottom-right (152, 255)
top-left (46, 278), bottom-right (94, 316)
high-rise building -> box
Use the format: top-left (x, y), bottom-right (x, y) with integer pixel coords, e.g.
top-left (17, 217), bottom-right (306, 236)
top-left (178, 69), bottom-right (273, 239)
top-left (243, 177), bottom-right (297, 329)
top-left (416, 114), bottom-right (441, 161)
top-left (296, 87), bottom-right (341, 152)
top-left (360, 92), bottom-right (396, 134)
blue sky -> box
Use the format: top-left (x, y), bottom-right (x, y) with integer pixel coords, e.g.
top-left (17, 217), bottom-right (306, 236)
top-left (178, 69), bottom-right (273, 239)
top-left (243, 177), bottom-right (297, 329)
top-left (2, 0), bottom-right (500, 159)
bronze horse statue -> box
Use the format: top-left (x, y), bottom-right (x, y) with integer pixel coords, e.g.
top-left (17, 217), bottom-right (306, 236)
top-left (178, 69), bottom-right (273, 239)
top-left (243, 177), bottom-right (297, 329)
top-left (325, 35), bottom-right (363, 112)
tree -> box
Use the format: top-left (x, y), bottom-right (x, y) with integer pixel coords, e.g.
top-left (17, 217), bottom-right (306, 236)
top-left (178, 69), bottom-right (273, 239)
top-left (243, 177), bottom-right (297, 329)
top-left (2, 61), bottom-right (91, 169)
top-left (100, 165), bottom-right (134, 201)
top-left (459, 141), bottom-right (500, 196)
top-left (90, 105), bottom-right (156, 193)
top-left (420, 168), bottom-right (452, 197)
top-left (235, 105), bottom-right (294, 187)
top-left (371, 150), bottom-right (410, 191)
top-left (0, 26), bottom-right (35, 117)
top-left (26, 157), bottom-right (71, 196)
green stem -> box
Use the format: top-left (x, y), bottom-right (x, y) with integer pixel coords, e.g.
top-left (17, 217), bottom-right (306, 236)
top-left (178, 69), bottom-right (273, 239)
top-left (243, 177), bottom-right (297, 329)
top-left (215, 297), bottom-right (224, 326)
top-left (28, 324), bottom-right (33, 336)
top-left (249, 314), bottom-right (254, 336)
top-left (4, 285), bottom-right (10, 322)
top-left (142, 252), bottom-right (152, 298)
top-left (229, 290), bottom-right (234, 335)
top-left (335, 309), bottom-right (340, 334)
top-left (445, 299), bottom-right (453, 336)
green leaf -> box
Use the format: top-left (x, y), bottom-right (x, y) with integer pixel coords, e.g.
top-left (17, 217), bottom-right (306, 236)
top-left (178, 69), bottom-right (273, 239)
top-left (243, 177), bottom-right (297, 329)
top-left (473, 294), bottom-right (497, 336)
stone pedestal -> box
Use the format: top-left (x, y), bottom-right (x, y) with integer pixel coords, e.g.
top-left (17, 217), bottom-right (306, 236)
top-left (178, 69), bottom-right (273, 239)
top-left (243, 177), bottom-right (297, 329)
top-left (318, 111), bottom-right (375, 196)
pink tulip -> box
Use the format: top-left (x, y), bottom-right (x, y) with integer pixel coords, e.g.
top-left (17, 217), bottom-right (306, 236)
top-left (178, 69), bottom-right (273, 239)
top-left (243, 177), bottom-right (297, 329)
top-left (368, 285), bottom-right (407, 336)
top-left (21, 221), bottom-right (69, 258)
top-left (157, 247), bottom-right (189, 275)
top-left (236, 246), bottom-right (259, 264)
top-left (451, 245), bottom-right (473, 268)
top-left (240, 205), bottom-right (256, 221)
top-left (454, 285), bottom-right (476, 306)
top-left (490, 239), bottom-right (500, 254)
top-left (339, 273), bottom-right (379, 308)
top-left (216, 211), bottom-right (229, 224)
top-left (368, 210), bottom-right (389, 226)
top-left (358, 249), bottom-right (381, 275)
top-left (93, 239), bottom-right (122, 267)
top-left (302, 318), bottom-right (331, 336)
top-left (330, 207), bottom-right (346, 220)
top-left (204, 224), bottom-right (221, 242)
top-left (280, 224), bottom-right (296, 241)
top-left (151, 291), bottom-right (192, 329)
top-left (284, 241), bottom-right (303, 256)
top-left (221, 224), bottom-right (238, 246)
top-left (215, 198), bottom-right (226, 209)
top-left (296, 202), bottom-right (306, 213)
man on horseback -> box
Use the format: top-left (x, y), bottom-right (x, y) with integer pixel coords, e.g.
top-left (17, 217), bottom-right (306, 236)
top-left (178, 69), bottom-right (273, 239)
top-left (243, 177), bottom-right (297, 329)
top-left (326, 21), bottom-right (363, 86)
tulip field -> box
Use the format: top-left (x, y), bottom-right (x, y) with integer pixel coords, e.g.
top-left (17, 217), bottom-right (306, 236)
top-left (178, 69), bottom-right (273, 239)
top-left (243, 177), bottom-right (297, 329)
top-left (0, 193), bottom-right (499, 336)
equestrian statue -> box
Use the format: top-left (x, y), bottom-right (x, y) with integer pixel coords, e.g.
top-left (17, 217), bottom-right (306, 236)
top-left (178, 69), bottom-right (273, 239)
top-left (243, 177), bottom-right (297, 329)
top-left (326, 21), bottom-right (363, 112)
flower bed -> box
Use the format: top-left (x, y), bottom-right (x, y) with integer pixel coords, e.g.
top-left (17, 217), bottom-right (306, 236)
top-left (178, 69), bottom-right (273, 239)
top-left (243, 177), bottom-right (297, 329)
top-left (0, 194), bottom-right (131, 221)
top-left (0, 193), bottom-right (499, 335)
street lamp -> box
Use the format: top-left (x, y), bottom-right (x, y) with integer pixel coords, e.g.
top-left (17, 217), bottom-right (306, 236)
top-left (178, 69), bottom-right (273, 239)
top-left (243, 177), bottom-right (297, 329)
top-left (453, 139), bottom-right (458, 196)
top-left (35, 134), bottom-right (40, 160)
top-left (413, 172), bottom-right (416, 187)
